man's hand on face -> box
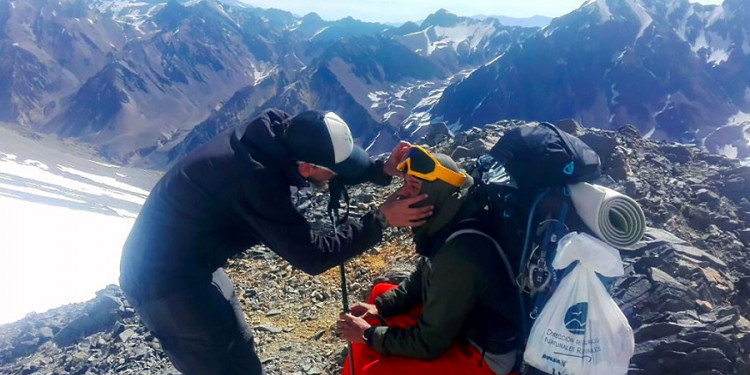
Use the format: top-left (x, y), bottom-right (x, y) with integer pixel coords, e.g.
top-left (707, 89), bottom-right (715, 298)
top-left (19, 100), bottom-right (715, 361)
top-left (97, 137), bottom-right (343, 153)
top-left (378, 175), bottom-right (431, 227)
top-left (383, 141), bottom-right (411, 177)
top-left (393, 175), bottom-right (422, 199)
top-left (378, 194), bottom-right (433, 228)
top-left (336, 313), bottom-right (371, 344)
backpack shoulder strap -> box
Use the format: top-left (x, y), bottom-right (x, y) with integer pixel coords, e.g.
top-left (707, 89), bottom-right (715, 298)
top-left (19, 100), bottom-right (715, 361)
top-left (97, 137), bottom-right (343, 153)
top-left (445, 226), bottom-right (526, 368)
top-left (445, 229), bottom-right (516, 286)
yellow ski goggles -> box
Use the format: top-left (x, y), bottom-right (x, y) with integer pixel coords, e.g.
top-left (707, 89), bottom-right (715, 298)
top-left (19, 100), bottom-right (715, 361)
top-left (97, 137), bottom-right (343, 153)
top-left (396, 145), bottom-right (467, 188)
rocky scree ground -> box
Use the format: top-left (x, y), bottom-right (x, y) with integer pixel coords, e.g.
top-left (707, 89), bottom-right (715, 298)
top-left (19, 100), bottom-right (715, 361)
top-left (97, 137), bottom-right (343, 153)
top-left (1, 120), bottom-right (750, 375)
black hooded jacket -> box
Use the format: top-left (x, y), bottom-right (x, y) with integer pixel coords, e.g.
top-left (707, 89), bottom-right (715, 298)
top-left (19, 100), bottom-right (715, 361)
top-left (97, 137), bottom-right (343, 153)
top-left (120, 109), bottom-right (390, 300)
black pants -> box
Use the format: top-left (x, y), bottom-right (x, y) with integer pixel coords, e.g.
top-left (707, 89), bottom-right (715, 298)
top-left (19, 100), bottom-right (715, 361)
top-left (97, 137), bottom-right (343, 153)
top-left (125, 269), bottom-right (264, 375)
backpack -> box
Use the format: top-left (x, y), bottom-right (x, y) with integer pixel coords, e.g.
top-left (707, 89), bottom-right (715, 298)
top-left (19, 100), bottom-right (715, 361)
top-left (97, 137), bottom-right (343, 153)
top-left (452, 123), bottom-right (602, 371)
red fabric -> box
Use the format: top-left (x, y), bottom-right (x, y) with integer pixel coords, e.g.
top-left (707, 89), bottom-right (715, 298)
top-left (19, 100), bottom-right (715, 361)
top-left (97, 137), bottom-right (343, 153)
top-left (341, 283), bottom-right (497, 375)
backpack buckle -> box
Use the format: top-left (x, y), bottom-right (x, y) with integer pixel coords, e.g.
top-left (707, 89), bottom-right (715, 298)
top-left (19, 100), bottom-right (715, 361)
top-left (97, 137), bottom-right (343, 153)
top-left (528, 263), bottom-right (551, 295)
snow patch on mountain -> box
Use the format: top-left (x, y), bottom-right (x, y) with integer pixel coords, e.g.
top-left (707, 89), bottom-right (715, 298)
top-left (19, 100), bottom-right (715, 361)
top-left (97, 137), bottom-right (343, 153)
top-left (252, 66), bottom-right (277, 86)
top-left (397, 30), bottom-right (432, 55)
top-left (398, 22), bottom-right (495, 56)
top-left (703, 116), bottom-right (750, 165)
top-left (692, 31), bottom-right (709, 53)
top-left (625, 0), bottom-right (653, 39)
top-left (0, 179), bottom-right (85, 203)
top-left (434, 23), bottom-right (495, 51)
top-left (718, 144), bottom-right (738, 159)
top-left (0, 132), bottom-right (153, 214)
top-left (644, 126), bottom-right (656, 139)
top-left (689, 30), bottom-right (731, 66)
top-left (90, 0), bottom-right (164, 33)
top-left (708, 48), bottom-right (730, 66)
top-left (585, 0), bottom-right (613, 22)
top-left (326, 57), bottom-right (390, 121)
top-left (367, 91), bottom-right (388, 109)
top-left (707, 32), bottom-right (731, 66)
top-left (706, 5), bottom-right (725, 28)
top-left (402, 69), bottom-right (473, 138)
top-left (674, 6), bottom-right (696, 42)
top-left (0, 158), bottom-right (147, 206)
top-left (611, 83), bottom-right (620, 105)
top-left (310, 26), bottom-right (330, 40)
top-left (94, 0), bottom-right (148, 14)
top-left (0, 128), bottom-right (158, 323)
top-left (57, 166), bottom-right (150, 197)
top-left (728, 111), bottom-right (750, 126)
top-left (484, 53), bottom-right (505, 67)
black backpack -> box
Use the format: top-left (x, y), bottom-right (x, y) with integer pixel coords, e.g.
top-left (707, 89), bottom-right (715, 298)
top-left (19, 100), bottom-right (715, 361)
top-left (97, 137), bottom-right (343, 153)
top-left (458, 123), bottom-right (602, 366)
top-left (490, 122), bottom-right (602, 189)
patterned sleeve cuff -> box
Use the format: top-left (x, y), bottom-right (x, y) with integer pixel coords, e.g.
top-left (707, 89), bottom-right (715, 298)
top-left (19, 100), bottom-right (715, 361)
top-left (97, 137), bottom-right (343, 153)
top-left (368, 326), bottom-right (389, 352)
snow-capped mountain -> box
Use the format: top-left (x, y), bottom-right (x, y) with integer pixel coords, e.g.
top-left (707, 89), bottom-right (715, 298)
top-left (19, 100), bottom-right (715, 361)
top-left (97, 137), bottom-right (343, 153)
top-left (166, 34), bottom-right (451, 164)
top-left (2, 0), bottom-right (535, 167)
top-left (88, 0), bottom-right (167, 34)
top-left (5, 0), bottom-right (747, 167)
top-left (0, 0), bottom-right (126, 126)
top-left (430, 0), bottom-right (750, 149)
top-left (163, 10), bottom-right (536, 163)
top-left (392, 9), bottom-right (537, 69)
top-left (471, 14), bottom-right (553, 28)
top-left (42, 0), bottom-right (289, 164)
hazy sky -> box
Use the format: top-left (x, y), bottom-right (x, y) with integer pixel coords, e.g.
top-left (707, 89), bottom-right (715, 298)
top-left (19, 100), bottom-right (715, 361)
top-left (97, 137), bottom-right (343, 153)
top-left (240, 0), bottom-right (724, 24)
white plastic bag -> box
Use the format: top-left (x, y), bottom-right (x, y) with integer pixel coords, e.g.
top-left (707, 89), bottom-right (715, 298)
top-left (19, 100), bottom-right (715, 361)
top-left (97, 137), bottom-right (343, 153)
top-left (523, 233), bottom-right (634, 375)
top-left (553, 232), bottom-right (625, 277)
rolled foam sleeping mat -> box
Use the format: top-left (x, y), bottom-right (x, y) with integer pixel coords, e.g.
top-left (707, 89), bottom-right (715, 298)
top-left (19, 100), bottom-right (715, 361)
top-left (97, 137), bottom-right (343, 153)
top-left (568, 182), bottom-right (646, 249)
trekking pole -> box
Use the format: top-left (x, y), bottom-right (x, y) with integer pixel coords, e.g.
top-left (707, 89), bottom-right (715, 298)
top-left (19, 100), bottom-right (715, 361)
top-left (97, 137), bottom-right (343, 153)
top-left (340, 263), bottom-right (355, 375)
top-left (328, 180), bottom-right (355, 375)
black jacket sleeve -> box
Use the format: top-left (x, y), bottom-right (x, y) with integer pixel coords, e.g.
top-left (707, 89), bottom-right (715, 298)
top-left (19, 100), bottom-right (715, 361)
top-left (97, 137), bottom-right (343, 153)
top-left (374, 259), bottom-right (425, 318)
top-left (232, 175), bottom-right (384, 275)
top-left (337, 159), bottom-right (392, 186)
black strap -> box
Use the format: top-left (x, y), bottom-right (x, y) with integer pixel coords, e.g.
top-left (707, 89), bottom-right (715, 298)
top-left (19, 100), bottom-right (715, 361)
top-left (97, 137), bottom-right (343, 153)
top-left (327, 178), bottom-right (350, 223)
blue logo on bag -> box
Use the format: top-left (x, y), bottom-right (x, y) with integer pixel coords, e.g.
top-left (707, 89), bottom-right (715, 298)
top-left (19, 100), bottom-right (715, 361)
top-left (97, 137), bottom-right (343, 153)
top-left (562, 161), bottom-right (575, 175)
top-left (564, 302), bottom-right (588, 335)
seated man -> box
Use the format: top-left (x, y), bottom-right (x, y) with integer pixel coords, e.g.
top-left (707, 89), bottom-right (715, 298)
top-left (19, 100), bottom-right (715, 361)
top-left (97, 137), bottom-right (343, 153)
top-left (337, 146), bottom-right (521, 375)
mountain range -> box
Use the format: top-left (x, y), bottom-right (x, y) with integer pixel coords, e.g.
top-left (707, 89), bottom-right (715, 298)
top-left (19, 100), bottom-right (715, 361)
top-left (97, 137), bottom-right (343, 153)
top-left (1, 0), bottom-right (749, 167)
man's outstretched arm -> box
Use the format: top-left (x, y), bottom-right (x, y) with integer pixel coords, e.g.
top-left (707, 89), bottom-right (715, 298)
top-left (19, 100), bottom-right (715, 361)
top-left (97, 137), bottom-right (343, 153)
top-left (234, 179), bottom-right (431, 275)
top-left (337, 141), bottom-right (410, 186)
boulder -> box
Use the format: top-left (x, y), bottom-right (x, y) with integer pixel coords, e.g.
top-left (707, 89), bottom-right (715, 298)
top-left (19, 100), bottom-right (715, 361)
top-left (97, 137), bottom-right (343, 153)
top-left (661, 144), bottom-right (695, 163)
top-left (423, 122), bottom-right (453, 145)
top-left (579, 133), bottom-right (619, 161)
top-left (634, 322), bottom-right (685, 342)
top-left (554, 118), bottom-right (584, 136)
top-left (52, 294), bottom-right (122, 347)
top-left (618, 124), bottom-right (642, 138)
top-left (451, 139), bottom-right (490, 159)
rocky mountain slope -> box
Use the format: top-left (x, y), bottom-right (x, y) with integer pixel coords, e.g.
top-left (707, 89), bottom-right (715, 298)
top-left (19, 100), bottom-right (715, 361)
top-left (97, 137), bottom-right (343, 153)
top-left (1, 0), bottom-right (534, 168)
top-left (163, 9), bottom-right (535, 165)
top-left (1, 121), bottom-right (749, 375)
top-left (431, 0), bottom-right (750, 155)
top-left (4, 0), bottom-right (750, 169)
